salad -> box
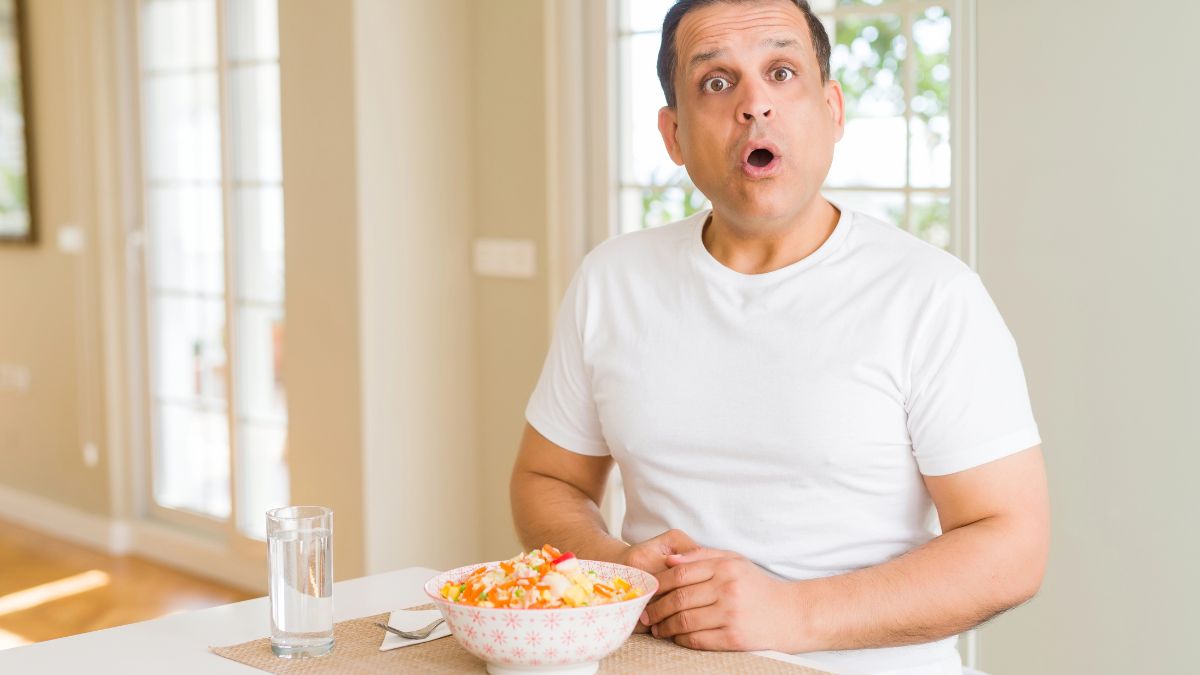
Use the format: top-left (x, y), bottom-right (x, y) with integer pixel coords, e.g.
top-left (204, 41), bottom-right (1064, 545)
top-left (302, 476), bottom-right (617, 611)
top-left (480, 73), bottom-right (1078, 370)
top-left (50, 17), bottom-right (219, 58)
top-left (439, 545), bottom-right (642, 609)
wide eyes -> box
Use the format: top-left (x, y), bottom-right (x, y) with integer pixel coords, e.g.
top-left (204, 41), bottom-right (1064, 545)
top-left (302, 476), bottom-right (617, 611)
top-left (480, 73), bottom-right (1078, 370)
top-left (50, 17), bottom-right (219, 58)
top-left (702, 76), bottom-right (731, 93)
top-left (700, 67), bottom-right (796, 93)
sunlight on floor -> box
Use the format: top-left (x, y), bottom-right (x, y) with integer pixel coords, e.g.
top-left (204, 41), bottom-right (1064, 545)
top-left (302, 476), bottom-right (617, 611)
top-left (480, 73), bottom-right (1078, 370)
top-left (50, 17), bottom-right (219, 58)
top-left (0, 627), bottom-right (31, 650)
top-left (0, 570), bottom-right (111, 617)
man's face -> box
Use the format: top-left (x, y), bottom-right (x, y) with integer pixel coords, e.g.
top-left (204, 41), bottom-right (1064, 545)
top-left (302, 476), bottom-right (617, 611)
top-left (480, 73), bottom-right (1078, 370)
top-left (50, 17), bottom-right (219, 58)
top-left (658, 0), bottom-right (845, 227)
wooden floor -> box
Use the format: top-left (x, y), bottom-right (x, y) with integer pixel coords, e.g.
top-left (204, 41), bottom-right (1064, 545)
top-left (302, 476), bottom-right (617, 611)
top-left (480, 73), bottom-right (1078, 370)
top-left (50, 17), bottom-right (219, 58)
top-left (0, 518), bottom-right (256, 649)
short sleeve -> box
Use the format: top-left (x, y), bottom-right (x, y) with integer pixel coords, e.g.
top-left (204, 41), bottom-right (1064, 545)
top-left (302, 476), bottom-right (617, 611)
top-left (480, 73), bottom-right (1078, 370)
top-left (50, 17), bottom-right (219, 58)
top-left (524, 269), bottom-right (610, 456)
top-left (907, 273), bottom-right (1041, 476)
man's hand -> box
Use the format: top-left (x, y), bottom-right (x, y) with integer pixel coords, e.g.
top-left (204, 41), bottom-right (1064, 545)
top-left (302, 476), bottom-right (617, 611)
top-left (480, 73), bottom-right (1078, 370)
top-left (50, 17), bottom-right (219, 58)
top-left (642, 547), bottom-right (811, 652)
top-left (613, 529), bottom-right (701, 634)
top-left (617, 529), bottom-right (701, 574)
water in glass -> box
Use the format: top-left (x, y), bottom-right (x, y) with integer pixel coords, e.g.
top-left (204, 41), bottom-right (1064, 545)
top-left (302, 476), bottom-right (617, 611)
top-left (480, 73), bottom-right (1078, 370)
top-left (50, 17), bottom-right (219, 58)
top-left (267, 506), bottom-right (333, 657)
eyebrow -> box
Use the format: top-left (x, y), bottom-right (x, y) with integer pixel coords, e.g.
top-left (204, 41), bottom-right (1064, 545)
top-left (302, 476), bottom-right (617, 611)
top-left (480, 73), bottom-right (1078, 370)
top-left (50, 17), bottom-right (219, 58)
top-left (687, 37), bottom-right (801, 72)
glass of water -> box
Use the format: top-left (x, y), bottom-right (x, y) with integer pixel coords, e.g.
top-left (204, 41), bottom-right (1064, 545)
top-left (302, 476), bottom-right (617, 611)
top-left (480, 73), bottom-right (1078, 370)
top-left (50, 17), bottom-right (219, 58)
top-left (267, 506), bottom-right (334, 658)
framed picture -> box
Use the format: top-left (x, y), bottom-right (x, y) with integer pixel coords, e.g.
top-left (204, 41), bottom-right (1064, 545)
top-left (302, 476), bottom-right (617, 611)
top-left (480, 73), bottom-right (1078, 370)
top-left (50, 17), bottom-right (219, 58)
top-left (0, 0), bottom-right (33, 244)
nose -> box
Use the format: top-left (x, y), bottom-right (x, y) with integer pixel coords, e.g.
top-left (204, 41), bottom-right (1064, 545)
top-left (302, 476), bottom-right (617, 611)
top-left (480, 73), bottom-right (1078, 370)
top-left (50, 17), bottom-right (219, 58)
top-left (736, 78), bottom-right (773, 123)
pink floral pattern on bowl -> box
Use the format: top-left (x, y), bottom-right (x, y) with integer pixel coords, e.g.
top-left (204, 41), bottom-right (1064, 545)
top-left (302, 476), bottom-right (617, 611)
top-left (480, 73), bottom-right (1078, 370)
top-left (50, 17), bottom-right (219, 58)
top-left (424, 559), bottom-right (658, 672)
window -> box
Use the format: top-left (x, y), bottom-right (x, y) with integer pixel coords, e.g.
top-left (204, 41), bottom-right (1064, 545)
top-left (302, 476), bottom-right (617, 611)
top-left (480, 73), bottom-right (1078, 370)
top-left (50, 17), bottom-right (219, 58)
top-left (137, 0), bottom-right (287, 541)
top-left (615, 0), bottom-right (973, 260)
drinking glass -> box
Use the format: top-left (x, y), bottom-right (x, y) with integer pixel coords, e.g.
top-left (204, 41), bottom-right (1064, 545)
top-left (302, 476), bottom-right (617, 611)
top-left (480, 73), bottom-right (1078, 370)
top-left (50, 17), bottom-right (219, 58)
top-left (267, 506), bottom-right (333, 658)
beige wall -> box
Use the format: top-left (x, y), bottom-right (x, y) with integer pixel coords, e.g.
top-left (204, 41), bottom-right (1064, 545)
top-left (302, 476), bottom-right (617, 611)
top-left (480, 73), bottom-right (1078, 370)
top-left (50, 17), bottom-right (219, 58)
top-left (0, 0), bottom-right (110, 516)
top-left (975, 1), bottom-right (1200, 672)
top-left (278, 0), bottom-right (366, 580)
top-left (354, 0), bottom-right (481, 574)
top-left (471, 0), bottom-right (553, 561)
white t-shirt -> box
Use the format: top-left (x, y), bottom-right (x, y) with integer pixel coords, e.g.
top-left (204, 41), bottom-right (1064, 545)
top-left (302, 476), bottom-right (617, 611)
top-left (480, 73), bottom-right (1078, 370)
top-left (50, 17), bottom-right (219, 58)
top-left (525, 205), bottom-right (1040, 674)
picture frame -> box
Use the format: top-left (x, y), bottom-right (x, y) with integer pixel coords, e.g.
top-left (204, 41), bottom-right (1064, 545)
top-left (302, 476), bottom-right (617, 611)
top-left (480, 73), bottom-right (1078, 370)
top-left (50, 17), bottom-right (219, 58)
top-left (0, 0), bottom-right (35, 245)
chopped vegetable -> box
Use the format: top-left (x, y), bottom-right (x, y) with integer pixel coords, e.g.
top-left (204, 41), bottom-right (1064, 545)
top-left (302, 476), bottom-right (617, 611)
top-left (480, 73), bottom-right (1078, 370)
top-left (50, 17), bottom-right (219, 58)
top-left (439, 547), bottom-right (642, 609)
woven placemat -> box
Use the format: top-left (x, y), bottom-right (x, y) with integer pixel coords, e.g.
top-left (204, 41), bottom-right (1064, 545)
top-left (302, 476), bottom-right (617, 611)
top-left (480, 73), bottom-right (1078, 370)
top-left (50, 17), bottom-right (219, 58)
top-left (211, 605), bottom-right (831, 674)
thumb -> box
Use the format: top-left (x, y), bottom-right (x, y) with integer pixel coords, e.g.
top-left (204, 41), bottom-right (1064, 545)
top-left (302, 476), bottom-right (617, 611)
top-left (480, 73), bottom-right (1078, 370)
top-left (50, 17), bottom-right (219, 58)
top-left (659, 529), bottom-right (700, 555)
top-left (665, 546), bottom-right (732, 566)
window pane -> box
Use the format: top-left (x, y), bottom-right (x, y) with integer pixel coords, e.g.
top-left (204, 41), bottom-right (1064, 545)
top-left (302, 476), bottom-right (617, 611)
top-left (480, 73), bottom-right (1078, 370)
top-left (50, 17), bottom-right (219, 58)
top-left (828, 116), bottom-right (907, 187)
top-left (154, 401), bottom-right (230, 518)
top-left (909, 192), bottom-right (951, 251)
top-left (147, 185), bottom-right (224, 294)
top-left (831, 14), bottom-right (905, 118)
top-left (236, 421), bottom-right (289, 540)
top-left (226, 0), bottom-right (278, 62)
top-left (143, 73), bottom-right (221, 181)
top-left (229, 63), bottom-right (282, 182)
top-left (235, 186), bottom-right (284, 303)
top-left (621, 184), bottom-right (710, 233)
top-left (627, 0), bottom-right (675, 32)
top-left (141, 0), bottom-right (216, 71)
top-left (235, 304), bottom-right (286, 424)
top-left (151, 295), bottom-right (228, 403)
top-left (827, 14), bottom-right (906, 187)
top-left (910, 6), bottom-right (951, 188)
top-left (824, 189), bottom-right (904, 228)
top-left (625, 34), bottom-right (680, 186)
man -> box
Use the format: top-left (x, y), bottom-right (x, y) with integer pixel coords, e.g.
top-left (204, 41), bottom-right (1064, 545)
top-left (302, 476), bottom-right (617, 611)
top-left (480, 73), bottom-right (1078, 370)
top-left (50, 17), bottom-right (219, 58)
top-left (511, 1), bottom-right (1049, 673)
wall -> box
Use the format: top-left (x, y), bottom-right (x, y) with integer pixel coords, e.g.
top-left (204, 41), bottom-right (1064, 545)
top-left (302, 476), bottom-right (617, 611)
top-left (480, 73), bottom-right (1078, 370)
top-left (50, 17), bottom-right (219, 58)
top-left (354, 0), bottom-right (481, 574)
top-left (0, 0), bottom-right (110, 516)
top-left (278, 0), bottom-right (366, 580)
top-left (975, 1), bottom-right (1200, 672)
top-left (470, 0), bottom-right (553, 561)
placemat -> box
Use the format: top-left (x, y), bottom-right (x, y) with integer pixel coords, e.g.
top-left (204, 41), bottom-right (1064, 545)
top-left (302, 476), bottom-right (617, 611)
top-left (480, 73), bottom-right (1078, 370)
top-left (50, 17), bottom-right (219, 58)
top-left (211, 605), bottom-right (832, 674)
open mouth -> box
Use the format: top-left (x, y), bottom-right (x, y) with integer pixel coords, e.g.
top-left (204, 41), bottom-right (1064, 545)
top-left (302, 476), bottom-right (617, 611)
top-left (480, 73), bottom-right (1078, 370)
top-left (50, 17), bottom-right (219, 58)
top-left (747, 148), bottom-right (776, 168)
top-left (741, 142), bottom-right (782, 177)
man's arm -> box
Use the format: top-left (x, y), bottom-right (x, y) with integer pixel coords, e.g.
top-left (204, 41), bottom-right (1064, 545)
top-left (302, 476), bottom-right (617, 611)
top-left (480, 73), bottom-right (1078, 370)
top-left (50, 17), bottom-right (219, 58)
top-left (646, 445), bottom-right (1050, 652)
top-left (511, 423), bottom-right (702, 573)
top-left (510, 423), bottom-right (625, 563)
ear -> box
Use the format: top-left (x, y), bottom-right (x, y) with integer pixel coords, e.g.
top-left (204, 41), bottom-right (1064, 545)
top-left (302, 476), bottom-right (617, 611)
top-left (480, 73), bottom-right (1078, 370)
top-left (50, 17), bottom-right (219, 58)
top-left (825, 79), bottom-right (846, 143)
top-left (658, 106), bottom-right (685, 165)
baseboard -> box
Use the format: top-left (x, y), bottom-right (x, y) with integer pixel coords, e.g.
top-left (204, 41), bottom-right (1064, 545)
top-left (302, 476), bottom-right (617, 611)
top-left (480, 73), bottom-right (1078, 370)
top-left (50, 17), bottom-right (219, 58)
top-left (0, 483), bottom-right (264, 595)
top-left (0, 482), bottom-right (130, 555)
top-left (128, 519), bottom-right (265, 594)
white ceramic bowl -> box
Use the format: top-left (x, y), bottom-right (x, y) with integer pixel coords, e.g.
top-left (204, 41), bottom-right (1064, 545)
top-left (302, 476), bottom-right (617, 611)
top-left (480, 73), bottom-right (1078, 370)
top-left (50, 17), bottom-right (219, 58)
top-left (424, 559), bottom-right (658, 675)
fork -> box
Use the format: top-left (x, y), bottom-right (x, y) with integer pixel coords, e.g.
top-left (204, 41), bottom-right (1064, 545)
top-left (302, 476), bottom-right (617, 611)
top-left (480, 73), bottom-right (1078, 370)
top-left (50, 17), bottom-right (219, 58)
top-left (375, 618), bottom-right (445, 640)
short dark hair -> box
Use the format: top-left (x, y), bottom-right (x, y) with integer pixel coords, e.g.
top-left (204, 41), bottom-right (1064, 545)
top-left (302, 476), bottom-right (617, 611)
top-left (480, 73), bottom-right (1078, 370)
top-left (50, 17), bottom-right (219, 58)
top-left (656, 0), bottom-right (832, 108)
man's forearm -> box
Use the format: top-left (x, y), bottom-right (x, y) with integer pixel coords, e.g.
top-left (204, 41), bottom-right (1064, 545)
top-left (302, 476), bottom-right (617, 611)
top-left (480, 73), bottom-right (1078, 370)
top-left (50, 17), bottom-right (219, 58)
top-left (795, 515), bottom-right (1045, 651)
top-left (510, 469), bottom-right (627, 563)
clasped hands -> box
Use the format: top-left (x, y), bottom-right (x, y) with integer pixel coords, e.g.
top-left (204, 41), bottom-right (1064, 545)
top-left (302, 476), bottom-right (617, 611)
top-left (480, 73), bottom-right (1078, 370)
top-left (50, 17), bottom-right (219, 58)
top-left (617, 529), bottom-right (817, 653)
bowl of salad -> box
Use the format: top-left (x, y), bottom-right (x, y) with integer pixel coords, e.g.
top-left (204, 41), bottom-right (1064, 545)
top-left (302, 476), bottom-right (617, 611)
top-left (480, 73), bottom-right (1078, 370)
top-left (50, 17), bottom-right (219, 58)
top-left (423, 545), bottom-right (657, 675)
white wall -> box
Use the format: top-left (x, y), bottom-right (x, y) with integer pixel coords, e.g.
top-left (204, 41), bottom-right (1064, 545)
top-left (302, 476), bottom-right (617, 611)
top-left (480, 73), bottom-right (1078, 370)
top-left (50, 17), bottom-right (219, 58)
top-left (975, 1), bottom-right (1200, 672)
top-left (354, 0), bottom-right (481, 574)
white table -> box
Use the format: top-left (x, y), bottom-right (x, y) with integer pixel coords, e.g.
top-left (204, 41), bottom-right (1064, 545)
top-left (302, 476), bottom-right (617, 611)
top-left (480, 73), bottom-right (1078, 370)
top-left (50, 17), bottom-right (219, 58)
top-left (0, 567), bottom-right (848, 674)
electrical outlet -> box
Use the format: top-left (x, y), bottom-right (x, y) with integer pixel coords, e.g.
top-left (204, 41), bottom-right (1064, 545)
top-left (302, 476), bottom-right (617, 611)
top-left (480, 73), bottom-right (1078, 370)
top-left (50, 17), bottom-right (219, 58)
top-left (57, 224), bottom-right (86, 254)
top-left (0, 364), bottom-right (31, 392)
top-left (83, 442), bottom-right (100, 468)
top-left (473, 238), bottom-right (537, 279)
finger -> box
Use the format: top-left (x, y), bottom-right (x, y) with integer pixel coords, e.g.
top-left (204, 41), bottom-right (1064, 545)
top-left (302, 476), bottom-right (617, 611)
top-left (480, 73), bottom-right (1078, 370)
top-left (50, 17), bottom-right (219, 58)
top-left (672, 628), bottom-right (733, 651)
top-left (665, 547), bottom-right (736, 566)
top-left (644, 581), bottom-right (720, 625)
top-left (654, 559), bottom-right (717, 596)
top-left (657, 528), bottom-right (700, 556)
top-left (653, 605), bottom-right (724, 639)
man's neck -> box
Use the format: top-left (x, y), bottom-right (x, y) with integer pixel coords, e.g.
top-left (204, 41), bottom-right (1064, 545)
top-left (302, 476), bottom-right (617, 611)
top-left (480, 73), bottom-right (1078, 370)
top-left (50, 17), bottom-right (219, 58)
top-left (702, 198), bottom-right (841, 275)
